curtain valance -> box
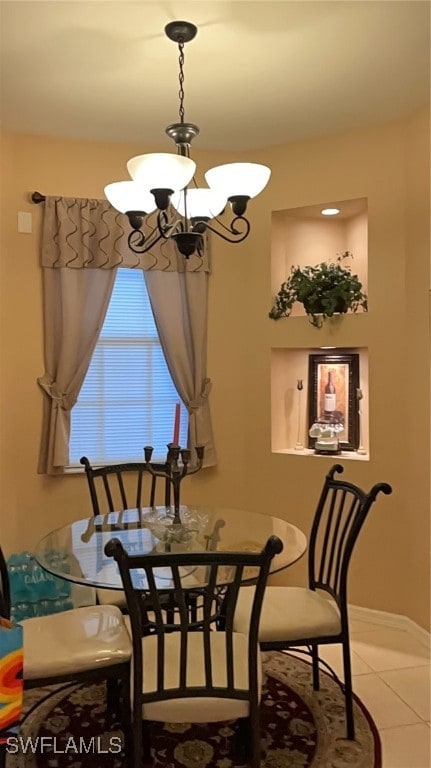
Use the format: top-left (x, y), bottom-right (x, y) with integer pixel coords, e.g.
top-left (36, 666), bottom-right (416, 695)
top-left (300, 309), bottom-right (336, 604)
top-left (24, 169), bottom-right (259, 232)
top-left (40, 196), bottom-right (210, 273)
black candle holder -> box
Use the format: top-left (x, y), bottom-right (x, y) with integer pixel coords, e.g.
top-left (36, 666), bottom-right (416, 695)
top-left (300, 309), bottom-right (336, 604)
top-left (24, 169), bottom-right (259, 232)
top-left (143, 443), bottom-right (205, 524)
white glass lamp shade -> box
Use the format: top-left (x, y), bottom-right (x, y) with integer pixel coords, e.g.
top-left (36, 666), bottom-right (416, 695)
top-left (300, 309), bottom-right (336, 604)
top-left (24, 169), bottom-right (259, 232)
top-left (127, 153), bottom-right (196, 191)
top-left (171, 188), bottom-right (226, 219)
top-left (205, 162), bottom-right (271, 199)
top-left (104, 181), bottom-right (158, 214)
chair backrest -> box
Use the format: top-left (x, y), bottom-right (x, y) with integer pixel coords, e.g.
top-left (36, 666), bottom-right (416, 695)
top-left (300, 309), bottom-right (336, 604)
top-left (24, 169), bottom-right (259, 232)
top-left (80, 456), bottom-right (171, 516)
top-left (0, 546), bottom-right (11, 619)
top-left (105, 535), bottom-right (283, 711)
top-left (309, 464), bottom-right (392, 610)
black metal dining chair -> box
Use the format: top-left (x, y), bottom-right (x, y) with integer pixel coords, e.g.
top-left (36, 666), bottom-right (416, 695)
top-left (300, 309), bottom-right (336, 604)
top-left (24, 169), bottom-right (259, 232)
top-left (234, 464), bottom-right (392, 740)
top-left (80, 455), bottom-right (172, 609)
top-left (0, 544), bottom-right (132, 768)
top-left (80, 456), bottom-right (171, 516)
top-left (105, 534), bottom-right (283, 768)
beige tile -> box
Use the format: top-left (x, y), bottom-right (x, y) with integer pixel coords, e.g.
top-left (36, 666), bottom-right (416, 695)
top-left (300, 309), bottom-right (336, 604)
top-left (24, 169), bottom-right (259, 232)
top-left (379, 723), bottom-right (431, 768)
top-left (283, 645), bottom-right (373, 676)
top-left (351, 629), bottom-right (430, 671)
top-left (380, 666), bottom-right (431, 722)
top-left (353, 674), bottom-right (422, 729)
top-left (282, 646), bottom-right (372, 679)
top-left (317, 644), bottom-right (373, 678)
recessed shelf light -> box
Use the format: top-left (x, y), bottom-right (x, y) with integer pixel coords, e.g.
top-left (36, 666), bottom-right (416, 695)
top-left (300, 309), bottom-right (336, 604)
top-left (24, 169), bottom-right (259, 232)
top-left (321, 208), bottom-right (340, 216)
top-left (320, 346), bottom-right (336, 350)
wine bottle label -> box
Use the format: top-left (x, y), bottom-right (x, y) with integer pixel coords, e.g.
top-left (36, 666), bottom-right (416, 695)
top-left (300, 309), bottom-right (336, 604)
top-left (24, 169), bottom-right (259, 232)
top-left (324, 393), bottom-right (336, 412)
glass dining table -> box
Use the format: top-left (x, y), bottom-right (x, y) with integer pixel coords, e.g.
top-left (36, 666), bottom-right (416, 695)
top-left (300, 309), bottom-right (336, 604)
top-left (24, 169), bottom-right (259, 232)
top-left (35, 506), bottom-right (307, 592)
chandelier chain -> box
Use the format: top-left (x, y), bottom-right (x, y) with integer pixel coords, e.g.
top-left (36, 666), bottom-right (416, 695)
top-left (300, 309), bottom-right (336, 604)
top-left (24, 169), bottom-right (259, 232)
top-left (178, 40), bottom-right (185, 124)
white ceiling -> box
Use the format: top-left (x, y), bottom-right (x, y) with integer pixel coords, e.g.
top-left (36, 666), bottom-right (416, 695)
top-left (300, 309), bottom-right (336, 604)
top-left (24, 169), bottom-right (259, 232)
top-left (0, 1), bottom-right (429, 151)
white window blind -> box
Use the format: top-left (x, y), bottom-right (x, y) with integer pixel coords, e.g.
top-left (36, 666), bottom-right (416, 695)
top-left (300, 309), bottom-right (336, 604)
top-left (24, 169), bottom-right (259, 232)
top-left (69, 268), bottom-right (187, 464)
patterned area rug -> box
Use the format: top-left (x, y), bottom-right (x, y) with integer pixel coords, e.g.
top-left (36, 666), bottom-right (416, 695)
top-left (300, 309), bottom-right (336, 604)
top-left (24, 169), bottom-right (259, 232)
top-left (6, 652), bottom-right (380, 767)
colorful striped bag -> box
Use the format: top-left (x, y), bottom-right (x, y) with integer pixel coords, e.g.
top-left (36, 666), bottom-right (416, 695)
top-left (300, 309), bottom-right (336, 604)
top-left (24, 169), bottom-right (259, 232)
top-left (0, 617), bottom-right (23, 746)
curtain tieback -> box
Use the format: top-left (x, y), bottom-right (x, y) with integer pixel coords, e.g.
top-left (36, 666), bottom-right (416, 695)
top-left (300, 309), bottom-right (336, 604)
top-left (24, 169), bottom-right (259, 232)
top-left (186, 378), bottom-right (212, 413)
top-left (37, 374), bottom-right (74, 410)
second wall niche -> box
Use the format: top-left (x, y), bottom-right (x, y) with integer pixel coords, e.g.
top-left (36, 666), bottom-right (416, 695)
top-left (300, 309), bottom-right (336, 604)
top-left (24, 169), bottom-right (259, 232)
top-left (271, 197), bottom-right (368, 318)
top-left (271, 347), bottom-right (369, 460)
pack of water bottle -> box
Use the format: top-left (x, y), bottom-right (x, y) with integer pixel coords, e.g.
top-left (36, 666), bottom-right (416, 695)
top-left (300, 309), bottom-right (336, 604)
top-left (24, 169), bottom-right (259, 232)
top-left (7, 551), bottom-right (73, 622)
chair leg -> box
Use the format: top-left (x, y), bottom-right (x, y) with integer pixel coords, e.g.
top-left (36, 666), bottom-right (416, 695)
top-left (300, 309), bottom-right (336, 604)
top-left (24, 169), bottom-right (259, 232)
top-left (107, 677), bottom-right (120, 718)
top-left (311, 645), bottom-right (320, 690)
top-left (131, 709), bottom-right (143, 768)
top-left (249, 706), bottom-right (261, 768)
top-left (234, 718), bottom-right (250, 762)
top-left (342, 638), bottom-right (355, 740)
top-left (119, 670), bottom-right (132, 767)
top-left (142, 720), bottom-right (152, 765)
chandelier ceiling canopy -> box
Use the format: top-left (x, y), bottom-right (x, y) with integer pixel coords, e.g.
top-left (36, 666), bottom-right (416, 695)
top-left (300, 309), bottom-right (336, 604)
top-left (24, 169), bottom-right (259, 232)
top-left (104, 20), bottom-right (271, 259)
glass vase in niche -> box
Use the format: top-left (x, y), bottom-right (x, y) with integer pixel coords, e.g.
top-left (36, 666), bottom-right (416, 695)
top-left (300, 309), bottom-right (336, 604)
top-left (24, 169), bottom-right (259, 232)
top-left (294, 379), bottom-right (304, 450)
top-left (356, 388), bottom-right (367, 455)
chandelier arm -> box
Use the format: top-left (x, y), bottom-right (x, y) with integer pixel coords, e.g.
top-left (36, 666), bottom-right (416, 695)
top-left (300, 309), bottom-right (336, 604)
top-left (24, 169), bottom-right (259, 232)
top-left (127, 225), bottom-right (168, 255)
top-left (205, 212), bottom-right (246, 236)
top-left (156, 209), bottom-right (185, 240)
top-left (203, 216), bottom-right (251, 244)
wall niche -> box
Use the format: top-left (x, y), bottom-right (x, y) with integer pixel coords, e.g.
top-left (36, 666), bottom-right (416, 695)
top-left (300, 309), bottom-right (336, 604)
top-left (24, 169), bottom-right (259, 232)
top-left (271, 346), bottom-right (369, 461)
top-left (271, 197), bottom-right (368, 319)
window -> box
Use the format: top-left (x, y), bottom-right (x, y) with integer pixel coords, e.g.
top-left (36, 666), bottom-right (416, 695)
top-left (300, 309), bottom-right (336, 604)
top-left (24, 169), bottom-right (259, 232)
top-left (69, 268), bottom-right (188, 464)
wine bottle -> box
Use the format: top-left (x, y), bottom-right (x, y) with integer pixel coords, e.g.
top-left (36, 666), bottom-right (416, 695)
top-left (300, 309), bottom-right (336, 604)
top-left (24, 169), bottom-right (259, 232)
top-left (324, 371), bottom-right (336, 413)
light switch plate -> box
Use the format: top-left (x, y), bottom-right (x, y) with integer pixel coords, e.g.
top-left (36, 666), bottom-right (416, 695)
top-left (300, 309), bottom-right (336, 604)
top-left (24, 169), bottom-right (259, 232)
top-left (18, 211), bottom-right (32, 233)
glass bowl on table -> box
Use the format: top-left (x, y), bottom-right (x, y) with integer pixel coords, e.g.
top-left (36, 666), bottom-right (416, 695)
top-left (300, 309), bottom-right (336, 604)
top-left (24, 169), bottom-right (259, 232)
top-left (142, 506), bottom-right (210, 552)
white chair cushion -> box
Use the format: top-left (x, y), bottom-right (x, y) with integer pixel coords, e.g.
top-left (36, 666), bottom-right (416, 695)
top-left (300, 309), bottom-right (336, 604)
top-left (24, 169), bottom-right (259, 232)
top-left (134, 631), bottom-right (260, 723)
top-left (234, 586), bottom-right (341, 643)
top-left (96, 588), bottom-right (127, 609)
top-left (22, 605), bottom-right (132, 679)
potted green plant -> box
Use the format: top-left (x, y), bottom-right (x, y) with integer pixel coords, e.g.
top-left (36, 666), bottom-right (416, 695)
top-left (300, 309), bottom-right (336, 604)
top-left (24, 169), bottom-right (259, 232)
top-left (269, 251), bottom-right (368, 328)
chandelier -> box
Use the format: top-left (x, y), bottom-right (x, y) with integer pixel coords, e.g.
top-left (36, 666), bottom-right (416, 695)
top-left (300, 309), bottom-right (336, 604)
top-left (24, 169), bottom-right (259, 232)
top-left (104, 21), bottom-right (271, 258)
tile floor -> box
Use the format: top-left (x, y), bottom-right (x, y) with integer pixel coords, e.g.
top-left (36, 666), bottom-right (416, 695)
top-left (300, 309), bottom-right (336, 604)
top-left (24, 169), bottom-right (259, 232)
top-left (318, 615), bottom-right (431, 767)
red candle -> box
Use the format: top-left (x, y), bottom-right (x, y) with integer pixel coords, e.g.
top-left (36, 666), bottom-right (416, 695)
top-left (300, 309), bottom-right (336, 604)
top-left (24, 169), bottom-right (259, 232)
top-left (173, 402), bottom-right (180, 445)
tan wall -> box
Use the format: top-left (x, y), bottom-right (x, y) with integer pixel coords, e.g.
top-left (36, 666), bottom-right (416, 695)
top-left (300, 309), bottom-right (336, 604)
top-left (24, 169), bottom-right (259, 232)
top-left (241, 114), bottom-right (430, 630)
top-left (0, 112), bottom-right (429, 630)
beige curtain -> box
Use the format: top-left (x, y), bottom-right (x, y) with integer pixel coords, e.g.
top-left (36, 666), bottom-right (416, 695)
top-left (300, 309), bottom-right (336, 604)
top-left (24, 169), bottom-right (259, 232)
top-left (38, 265), bottom-right (116, 474)
top-left (37, 195), bottom-right (216, 473)
top-left (144, 269), bottom-right (217, 467)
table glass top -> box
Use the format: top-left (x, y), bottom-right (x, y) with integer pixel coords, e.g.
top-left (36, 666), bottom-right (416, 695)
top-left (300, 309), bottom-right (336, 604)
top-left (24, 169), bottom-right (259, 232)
top-left (35, 506), bottom-right (307, 591)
